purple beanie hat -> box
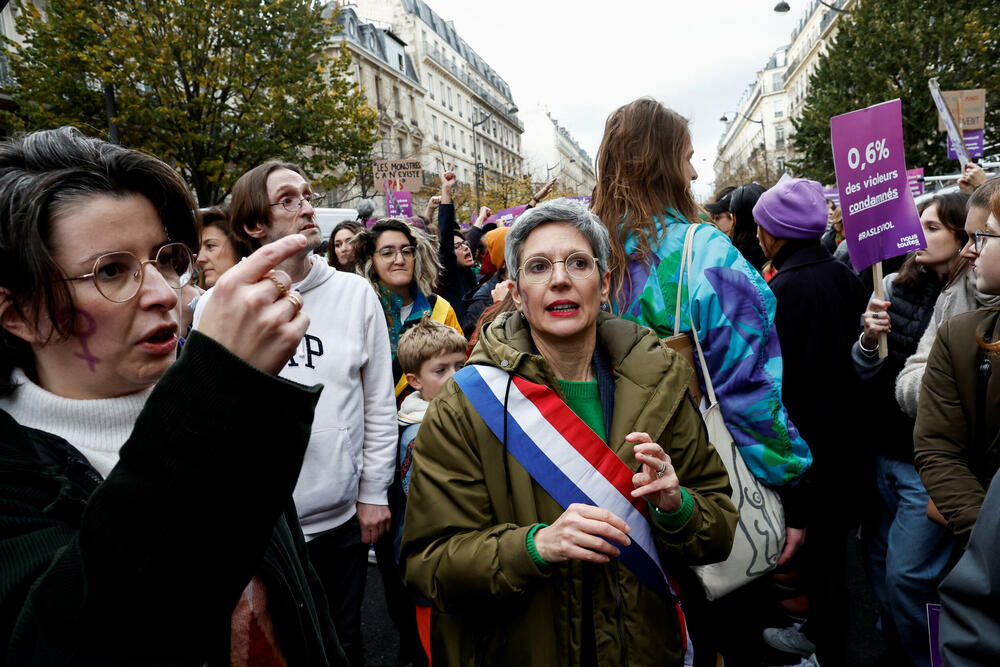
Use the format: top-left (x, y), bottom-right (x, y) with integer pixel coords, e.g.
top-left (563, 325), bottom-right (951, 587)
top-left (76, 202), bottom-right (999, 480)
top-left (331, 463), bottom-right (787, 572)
top-left (752, 178), bottom-right (828, 239)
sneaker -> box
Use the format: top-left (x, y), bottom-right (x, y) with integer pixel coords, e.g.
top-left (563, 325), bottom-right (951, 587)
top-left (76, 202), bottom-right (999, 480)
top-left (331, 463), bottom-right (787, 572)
top-left (773, 654), bottom-right (820, 667)
top-left (762, 623), bottom-right (817, 658)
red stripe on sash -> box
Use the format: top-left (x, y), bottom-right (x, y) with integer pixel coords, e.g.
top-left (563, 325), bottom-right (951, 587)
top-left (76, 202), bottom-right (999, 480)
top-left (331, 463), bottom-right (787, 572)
top-left (511, 375), bottom-right (649, 519)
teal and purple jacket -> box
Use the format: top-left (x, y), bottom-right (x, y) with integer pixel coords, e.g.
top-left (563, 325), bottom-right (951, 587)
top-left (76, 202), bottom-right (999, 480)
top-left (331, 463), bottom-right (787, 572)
top-left (613, 211), bottom-right (811, 487)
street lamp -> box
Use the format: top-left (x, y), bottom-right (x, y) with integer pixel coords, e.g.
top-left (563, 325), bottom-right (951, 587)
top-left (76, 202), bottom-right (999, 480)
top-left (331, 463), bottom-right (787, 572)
top-left (472, 103), bottom-right (519, 209)
top-left (773, 1), bottom-right (849, 14)
top-left (546, 158), bottom-right (576, 179)
top-left (720, 113), bottom-right (770, 185)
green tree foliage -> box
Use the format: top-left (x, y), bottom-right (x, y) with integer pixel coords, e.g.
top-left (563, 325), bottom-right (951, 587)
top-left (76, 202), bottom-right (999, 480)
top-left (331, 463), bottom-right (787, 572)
top-left (789, 0), bottom-right (1000, 184)
top-left (4, 0), bottom-right (378, 205)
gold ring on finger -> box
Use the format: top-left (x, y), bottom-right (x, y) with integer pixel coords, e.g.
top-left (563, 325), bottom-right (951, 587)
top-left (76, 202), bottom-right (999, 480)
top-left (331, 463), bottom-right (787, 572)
top-left (284, 292), bottom-right (303, 311)
top-left (266, 273), bottom-right (289, 298)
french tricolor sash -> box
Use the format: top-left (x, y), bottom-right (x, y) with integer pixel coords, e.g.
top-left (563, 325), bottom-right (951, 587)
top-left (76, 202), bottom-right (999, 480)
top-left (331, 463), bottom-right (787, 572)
top-left (453, 363), bottom-right (693, 662)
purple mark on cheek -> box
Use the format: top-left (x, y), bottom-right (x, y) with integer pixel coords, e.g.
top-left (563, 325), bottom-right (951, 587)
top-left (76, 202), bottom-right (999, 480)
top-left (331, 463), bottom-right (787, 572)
top-left (73, 309), bottom-right (100, 372)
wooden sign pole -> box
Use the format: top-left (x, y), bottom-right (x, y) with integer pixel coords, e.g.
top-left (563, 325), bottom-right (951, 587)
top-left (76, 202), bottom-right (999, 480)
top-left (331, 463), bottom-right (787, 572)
top-left (872, 260), bottom-right (889, 359)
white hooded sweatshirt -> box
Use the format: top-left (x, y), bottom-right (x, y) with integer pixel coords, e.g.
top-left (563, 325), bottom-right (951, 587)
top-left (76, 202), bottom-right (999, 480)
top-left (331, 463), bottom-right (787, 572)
top-left (194, 256), bottom-right (396, 538)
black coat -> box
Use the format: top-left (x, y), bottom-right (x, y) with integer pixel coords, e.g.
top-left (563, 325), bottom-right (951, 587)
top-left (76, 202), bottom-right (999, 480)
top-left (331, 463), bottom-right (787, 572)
top-left (0, 333), bottom-right (346, 666)
top-left (769, 241), bottom-right (869, 523)
top-left (436, 203), bottom-right (477, 332)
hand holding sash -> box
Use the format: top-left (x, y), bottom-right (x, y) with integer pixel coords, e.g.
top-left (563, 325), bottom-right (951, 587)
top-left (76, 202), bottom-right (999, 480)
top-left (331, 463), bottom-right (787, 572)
top-left (533, 504), bottom-right (632, 564)
top-left (629, 432), bottom-right (683, 513)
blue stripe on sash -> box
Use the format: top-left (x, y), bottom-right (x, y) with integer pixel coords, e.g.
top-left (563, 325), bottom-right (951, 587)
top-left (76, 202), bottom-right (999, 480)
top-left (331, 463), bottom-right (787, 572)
top-left (453, 365), bottom-right (670, 596)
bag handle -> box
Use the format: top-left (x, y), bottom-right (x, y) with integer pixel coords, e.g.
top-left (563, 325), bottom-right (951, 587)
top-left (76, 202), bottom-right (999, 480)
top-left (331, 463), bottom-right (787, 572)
top-left (675, 224), bottom-right (719, 407)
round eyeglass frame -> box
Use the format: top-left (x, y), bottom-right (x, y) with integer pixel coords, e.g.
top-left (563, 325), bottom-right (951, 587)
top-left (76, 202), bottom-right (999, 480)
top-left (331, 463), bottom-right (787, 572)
top-left (516, 252), bottom-right (600, 284)
top-left (63, 242), bottom-right (195, 303)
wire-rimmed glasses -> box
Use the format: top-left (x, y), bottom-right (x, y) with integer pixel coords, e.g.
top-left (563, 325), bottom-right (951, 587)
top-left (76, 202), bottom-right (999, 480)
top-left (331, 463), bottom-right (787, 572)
top-left (63, 242), bottom-right (195, 303)
top-left (268, 193), bottom-right (326, 213)
top-left (517, 252), bottom-right (600, 284)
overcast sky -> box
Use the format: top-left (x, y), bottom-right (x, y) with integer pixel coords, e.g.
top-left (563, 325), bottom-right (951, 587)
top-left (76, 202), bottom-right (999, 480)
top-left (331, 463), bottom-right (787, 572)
top-left (416, 0), bottom-right (808, 202)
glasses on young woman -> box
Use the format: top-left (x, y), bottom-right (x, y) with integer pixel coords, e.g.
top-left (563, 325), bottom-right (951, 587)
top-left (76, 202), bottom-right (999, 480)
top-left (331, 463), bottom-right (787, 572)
top-left (64, 243), bottom-right (195, 303)
top-left (974, 230), bottom-right (1000, 252)
top-left (376, 245), bottom-right (416, 261)
top-left (268, 193), bottom-right (326, 213)
top-left (517, 252), bottom-right (600, 284)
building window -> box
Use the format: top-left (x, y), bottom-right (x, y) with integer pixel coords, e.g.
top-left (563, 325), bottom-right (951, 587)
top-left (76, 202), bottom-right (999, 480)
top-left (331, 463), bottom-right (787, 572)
top-left (774, 100), bottom-right (784, 118)
top-left (432, 115), bottom-right (438, 139)
top-left (772, 72), bottom-right (782, 92)
top-left (398, 137), bottom-right (405, 157)
top-left (447, 86), bottom-right (453, 110)
top-left (440, 82), bottom-right (445, 105)
top-left (777, 157), bottom-right (786, 172)
top-left (397, 54), bottom-right (404, 72)
top-left (428, 74), bottom-right (434, 99)
top-left (461, 131), bottom-right (465, 152)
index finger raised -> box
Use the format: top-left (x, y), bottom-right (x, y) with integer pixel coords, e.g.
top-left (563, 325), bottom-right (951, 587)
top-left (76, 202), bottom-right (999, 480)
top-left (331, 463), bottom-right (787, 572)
top-left (223, 234), bottom-right (308, 285)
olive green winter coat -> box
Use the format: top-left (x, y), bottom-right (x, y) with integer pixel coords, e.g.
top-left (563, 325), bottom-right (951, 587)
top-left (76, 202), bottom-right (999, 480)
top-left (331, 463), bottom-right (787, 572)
top-left (400, 312), bottom-right (737, 666)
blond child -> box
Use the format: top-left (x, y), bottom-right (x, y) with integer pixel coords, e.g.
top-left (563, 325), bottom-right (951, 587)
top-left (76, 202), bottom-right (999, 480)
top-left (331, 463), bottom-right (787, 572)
top-left (394, 315), bottom-right (466, 664)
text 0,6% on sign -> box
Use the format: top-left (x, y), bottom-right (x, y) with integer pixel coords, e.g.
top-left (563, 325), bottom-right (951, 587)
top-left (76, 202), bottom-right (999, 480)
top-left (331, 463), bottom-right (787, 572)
top-left (846, 139), bottom-right (890, 171)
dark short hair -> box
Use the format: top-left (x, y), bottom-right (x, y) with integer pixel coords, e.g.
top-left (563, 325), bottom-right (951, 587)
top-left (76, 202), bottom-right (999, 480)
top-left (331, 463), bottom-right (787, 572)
top-left (326, 220), bottom-right (364, 270)
top-left (198, 204), bottom-right (253, 286)
top-left (229, 160), bottom-right (308, 250)
top-left (0, 126), bottom-right (197, 396)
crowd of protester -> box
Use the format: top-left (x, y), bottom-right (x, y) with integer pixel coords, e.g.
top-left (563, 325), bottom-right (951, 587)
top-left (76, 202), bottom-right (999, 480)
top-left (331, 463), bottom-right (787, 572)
top-left (1, 96), bottom-right (1000, 667)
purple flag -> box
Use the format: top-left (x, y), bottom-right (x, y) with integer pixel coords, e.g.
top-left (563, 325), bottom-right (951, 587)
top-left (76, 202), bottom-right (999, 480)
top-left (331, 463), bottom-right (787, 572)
top-left (831, 99), bottom-right (925, 272)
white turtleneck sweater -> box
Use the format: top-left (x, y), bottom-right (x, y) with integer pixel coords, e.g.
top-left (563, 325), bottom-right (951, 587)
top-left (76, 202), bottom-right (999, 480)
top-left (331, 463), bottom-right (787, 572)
top-left (0, 368), bottom-right (152, 478)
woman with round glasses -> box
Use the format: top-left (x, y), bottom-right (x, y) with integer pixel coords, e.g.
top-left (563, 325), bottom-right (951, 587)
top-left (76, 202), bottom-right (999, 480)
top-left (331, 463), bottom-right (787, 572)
top-left (400, 198), bottom-right (736, 666)
top-left (0, 127), bottom-right (346, 665)
top-left (354, 218), bottom-right (462, 399)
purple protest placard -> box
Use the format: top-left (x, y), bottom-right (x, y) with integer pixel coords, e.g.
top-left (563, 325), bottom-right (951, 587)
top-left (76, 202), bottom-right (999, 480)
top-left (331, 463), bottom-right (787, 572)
top-left (906, 168), bottom-right (925, 198)
top-left (386, 190), bottom-right (412, 217)
top-left (485, 205), bottom-right (528, 226)
top-left (831, 99), bottom-right (924, 272)
top-left (947, 129), bottom-right (985, 160)
top-left (927, 603), bottom-right (942, 667)
top-left (822, 187), bottom-right (841, 208)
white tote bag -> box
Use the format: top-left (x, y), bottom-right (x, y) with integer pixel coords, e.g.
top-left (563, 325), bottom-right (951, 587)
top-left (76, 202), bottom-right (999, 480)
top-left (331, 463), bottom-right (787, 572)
top-left (664, 223), bottom-right (786, 601)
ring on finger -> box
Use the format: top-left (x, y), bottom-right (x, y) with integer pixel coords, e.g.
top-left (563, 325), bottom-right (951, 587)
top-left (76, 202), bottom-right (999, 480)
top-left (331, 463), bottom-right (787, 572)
top-left (656, 463), bottom-right (667, 479)
top-left (266, 273), bottom-right (289, 298)
top-left (284, 292), bottom-right (303, 311)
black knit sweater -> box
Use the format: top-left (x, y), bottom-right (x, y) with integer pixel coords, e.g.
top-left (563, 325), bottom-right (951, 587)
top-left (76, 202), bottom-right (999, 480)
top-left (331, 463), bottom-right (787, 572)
top-left (0, 332), bottom-right (346, 666)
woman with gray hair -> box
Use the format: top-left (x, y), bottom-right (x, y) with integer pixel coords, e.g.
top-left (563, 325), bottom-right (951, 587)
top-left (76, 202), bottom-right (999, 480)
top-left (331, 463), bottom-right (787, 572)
top-left (400, 198), bottom-right (737, 666)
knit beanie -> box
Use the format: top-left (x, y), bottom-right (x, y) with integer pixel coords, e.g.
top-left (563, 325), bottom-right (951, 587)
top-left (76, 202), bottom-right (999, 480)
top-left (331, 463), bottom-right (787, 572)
top-left (752, 178), bottom-right (828, 239)
top-left (484, 226), bottom-right (509, 270)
